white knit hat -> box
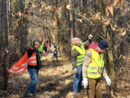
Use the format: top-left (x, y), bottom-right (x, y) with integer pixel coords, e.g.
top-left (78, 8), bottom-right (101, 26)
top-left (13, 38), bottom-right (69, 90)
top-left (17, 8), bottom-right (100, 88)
top-left (72, 37), bottom-right (81, 45)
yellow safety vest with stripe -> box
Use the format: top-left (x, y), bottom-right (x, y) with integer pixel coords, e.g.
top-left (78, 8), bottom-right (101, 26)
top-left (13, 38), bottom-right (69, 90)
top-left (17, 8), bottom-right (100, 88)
top-left (71, 44), bottom-right (85, 66)
top-left (38, 41), bottom-right (44, 52)
top-left (53, 45), bottom-right (58, 51)
top-left (86, 49), bottom-right (104, 79)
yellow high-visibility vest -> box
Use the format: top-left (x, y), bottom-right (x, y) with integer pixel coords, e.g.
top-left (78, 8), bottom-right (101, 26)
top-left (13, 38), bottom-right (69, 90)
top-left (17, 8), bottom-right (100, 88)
top-left (71, 44), bottom-right (85, 66)
top-left (53, 45), bottom-right (58, 51)
top-left (86, 48), bottom-right (104, 79)
top-left (38, 41), bottom-right (44, 52)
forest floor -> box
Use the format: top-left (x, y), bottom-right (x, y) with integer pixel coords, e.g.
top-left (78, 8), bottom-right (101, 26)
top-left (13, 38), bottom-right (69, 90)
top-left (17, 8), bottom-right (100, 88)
top-left (0, 52), bottom-right (130, 98)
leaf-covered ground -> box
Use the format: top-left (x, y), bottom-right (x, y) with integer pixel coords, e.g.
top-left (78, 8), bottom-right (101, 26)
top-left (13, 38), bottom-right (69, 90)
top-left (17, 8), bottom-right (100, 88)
top-left (0, 53), bottom-right (130, 98)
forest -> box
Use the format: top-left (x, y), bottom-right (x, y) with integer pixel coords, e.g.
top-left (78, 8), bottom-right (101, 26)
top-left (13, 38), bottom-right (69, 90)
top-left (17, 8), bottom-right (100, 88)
top-left (0, 0), bottom-right (130, 98)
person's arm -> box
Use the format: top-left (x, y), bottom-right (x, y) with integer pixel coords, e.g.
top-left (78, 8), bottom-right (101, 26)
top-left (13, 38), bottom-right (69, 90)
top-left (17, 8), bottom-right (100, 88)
top-left (82, 34), bottom-right (93, 46)
top-left (82, 40), bottom-right (92, 46)
top-left (103, 68), bottom-right (108, 77)
top-left (50, 46), bottom-right (53, 52)
top-left (82, 50), bottom-right (92, 78)
top-left (71, 48), bottom-right (79, 69)
top-left (103, 68), bottom-right (111, 86)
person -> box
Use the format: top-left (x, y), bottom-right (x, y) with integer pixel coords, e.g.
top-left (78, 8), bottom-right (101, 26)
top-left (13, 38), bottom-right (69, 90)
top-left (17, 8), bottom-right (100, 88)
top-left (27, 40), bottom-right (41, 97)
top-left (50, 43), bottom-right (58, 62)
top-left (44, 41), bottom-right (49, 52)
top-left (38, 39), bottom-right (44, 57)
top-left (8, 40), bottom-right (41, 97)
top-left (71, 34), bottom-right (93, 93)
top-left (82, 40), bottom-right (111, 98)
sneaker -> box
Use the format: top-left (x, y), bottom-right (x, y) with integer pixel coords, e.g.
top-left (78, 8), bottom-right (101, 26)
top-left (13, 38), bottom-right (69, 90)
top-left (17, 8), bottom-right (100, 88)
top-left (26, 92), bottom-right (34, 97)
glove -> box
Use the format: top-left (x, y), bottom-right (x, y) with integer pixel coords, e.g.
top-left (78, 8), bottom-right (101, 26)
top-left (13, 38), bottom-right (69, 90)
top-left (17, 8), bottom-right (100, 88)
top-left (82, 78), bottom-right (88, 88)
top-left (73, 68), bottom-right (78, 73)
top-left (54, 51), bottom-right (57, 54)
top-left (88, 34), bottom-right (93, 40)
top-left (105, 76), bottom-right (111, 86)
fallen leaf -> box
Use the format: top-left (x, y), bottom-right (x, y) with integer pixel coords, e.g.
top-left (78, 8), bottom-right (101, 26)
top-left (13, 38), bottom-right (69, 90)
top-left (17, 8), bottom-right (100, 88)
top-left (29, 12), bottom-right (33, 16)
top-left (110, 24), bottom-right (116, 31)
top-left (102, 18), bottom-right (111, 26)
top-left (92, 12), bottom-right (100, 22)
top-left (39, 9), bottom-right (42, 12)
top-left (106, 2), bottom-right (113, 16)
top-left (42, 4), bottom-right (46, 8)
top-left (15, 12), bottom-right (21, 17)
top-left (32, 4), bottom-right (37, 9)
top-left (62, 5), bottom-right (66, 9)
top-left (28, 2), bottom-right (32, 6)
top-left (66, 4), bottom-right (71, 10)
top-left (114, 0), bottom-right (120, 7)
top-left (45, 6), bottom-right (52, 10)
top-left (57, 7), bottom-right (62, 12)
top-left (24, 9), bottom-right (28, 12)
top-left (119, 28), bottom-right (126, 36)
top-left (114, 0), bottom-right (125, 7)
top-left (76, 19), bottom-right (82, 23)
top-left (120, 0), bottom-right (125, 7)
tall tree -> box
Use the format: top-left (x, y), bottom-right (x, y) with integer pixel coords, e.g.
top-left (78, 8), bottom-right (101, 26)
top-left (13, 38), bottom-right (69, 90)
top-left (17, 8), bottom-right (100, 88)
top-left (53, 0), bottom-right (59, 43)
top-left (2, 0), bottom-right (8, 47)
top-left (69, 0), bottom-right (75, 40)
top-left (1, 0), bottom-right (8, 90)
top-left (0, 0), bottom-right (2, 72)
top-left (97, 0), bottom-right (116, 91)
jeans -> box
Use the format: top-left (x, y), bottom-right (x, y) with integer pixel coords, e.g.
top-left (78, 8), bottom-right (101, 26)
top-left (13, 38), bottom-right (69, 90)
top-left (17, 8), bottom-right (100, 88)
top-left (73, 65), bottom-right (83, 92)
top-left (28, 68), bottom-right (39, 94)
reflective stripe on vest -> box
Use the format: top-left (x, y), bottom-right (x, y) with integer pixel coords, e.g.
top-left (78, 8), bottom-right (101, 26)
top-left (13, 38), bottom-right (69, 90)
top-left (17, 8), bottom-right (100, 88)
top-left (87, 66), bottom-right (104, 70)
top-left (38, 41), bottom-right (44, 52)
top-left (29, 56), bottom-right (36, 60)
top-left (8, 62), bottom-right (28, 73)
top-left (7, 47), bottom-right (37, 73)
top-left (28, 53), bottom-right (37, 66)
top-left (87, 49), bottom-right (104, 79)
top-left (71, 44), bottom-right (85, 66)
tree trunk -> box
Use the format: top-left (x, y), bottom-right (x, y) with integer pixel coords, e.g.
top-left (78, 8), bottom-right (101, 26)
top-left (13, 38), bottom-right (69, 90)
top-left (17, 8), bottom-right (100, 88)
top-left (2, 0), bottom-right (8, 48)
top-left (1, 0), bottom-right (8, 90)
top-left (97, 0), bottom-right (116, 92)
top-left (53, 0), bottom-right (58, 43)
top-left (0, 0), bottom-right (3, 83)
top-left (69, 0), bottom-right (75, 40)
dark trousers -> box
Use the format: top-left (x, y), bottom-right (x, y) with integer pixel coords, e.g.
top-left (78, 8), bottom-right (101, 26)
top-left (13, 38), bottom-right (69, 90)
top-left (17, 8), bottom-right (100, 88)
top-left (44, 47), bottom-right (47, 52)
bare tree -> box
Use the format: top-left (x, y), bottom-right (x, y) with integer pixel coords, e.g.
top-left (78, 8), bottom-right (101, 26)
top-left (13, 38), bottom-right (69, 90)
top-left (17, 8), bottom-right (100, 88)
top-left (1, 0), bottom-right (8, 90)
top-left (69, 0), bottom-right (75, 40)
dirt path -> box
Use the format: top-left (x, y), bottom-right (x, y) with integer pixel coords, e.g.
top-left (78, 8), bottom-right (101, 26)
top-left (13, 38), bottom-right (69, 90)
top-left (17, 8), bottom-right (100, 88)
top-left (4, 53), bottom-right (114, 98)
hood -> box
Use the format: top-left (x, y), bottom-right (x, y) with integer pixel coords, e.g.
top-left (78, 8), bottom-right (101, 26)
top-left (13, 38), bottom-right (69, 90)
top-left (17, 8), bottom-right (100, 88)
top-left (89, 42), bottom-right (99, 52)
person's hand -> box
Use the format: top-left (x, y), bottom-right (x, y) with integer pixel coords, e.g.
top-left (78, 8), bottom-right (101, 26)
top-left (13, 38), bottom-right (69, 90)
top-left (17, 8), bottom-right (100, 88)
top-left (105, 76), bottom-right (111, 86)
top-left (73, 68), bottom-right (78, 73)
top-left (88, 34), bottom-right (93, 40)
top-left (82, 78), bottom-right (88, 88)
